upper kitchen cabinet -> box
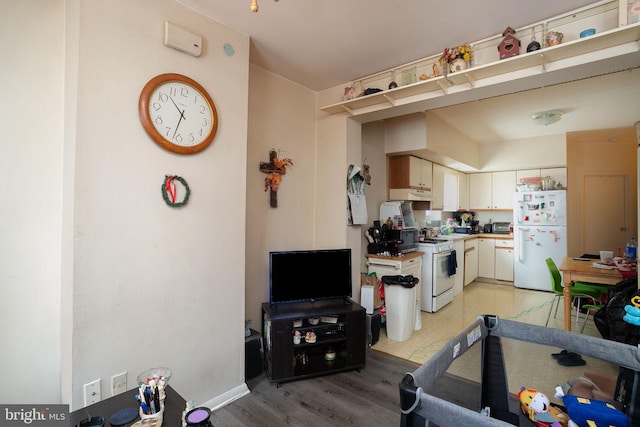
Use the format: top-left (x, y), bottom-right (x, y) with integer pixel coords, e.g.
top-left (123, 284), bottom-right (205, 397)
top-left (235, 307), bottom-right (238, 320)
top-left (432, 163), bottom-right (458, 211)
top-left (469, 173), bottom-right (492, 210)
top-left (469, 171), bottom-right (516, 210)
top-left (492, 171), bottom-right (516, 209)
top-left (388, 155), bottom-right (433, 200)
top-left (541, 168), bottom-right (568, 189)
top-left (457, 171), bottom-right (469, 211)
top-left (516, 168), bottom-right (568, 189)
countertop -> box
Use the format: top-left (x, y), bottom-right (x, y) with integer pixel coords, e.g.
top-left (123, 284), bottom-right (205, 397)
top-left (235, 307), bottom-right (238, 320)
top-left (436, 233), bottom-right (513, 241)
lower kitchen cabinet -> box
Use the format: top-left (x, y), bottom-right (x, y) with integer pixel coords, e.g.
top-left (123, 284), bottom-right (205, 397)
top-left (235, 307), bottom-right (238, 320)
top-left (366, 253), bottom-right (422, 312)
top-left (495, 239), bottom-right (514, 282)
top-left (464, 239), bottom-right (478, 286)
top-left (478, 238), bottom-right (495, 279)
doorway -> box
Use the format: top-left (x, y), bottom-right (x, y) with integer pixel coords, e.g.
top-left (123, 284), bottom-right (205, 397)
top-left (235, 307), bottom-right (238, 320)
top-left (582, 174), bottom-right (628, 255)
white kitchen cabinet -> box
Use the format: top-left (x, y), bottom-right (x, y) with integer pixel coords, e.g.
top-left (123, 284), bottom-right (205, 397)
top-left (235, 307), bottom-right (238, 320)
top-left (432, 163), bottom-right (458, 211)
top-left (491, 171), bottom-right (516, 209)
top-left (457, 171), bottom-right (469, 211)
top-left (478, 238), bottom-right (495, 279)
top-left (388, 155), bottom-right (433, 190)
top-left (541, 167), bottom-right (567, 189)
top-left (516, 169), bottom-right (541, 183)
top-left (469, 173), bottom-right (492, 210)
top-left (469, 171), bottom-right (516, 210)
top-left (366, 253), bottom-right (423, 317)
top-left (463, 238), bottom-right (478, 286)
top-left (495, 239), bottom-right (514, 282)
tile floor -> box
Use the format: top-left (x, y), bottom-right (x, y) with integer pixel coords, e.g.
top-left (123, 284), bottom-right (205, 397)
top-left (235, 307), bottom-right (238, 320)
top-left (372, 280), bottom-right (618, 405)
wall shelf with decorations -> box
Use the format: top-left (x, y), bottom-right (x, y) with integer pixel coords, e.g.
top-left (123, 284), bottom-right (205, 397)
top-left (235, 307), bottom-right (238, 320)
top-left (320, 1), bottom-right (640, 119)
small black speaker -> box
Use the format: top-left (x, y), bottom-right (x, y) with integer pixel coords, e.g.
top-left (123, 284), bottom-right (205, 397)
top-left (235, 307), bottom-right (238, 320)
top-left (245, 329), bottom-right (263, 380)
top-left (366, 310), bottom-right (381, 347)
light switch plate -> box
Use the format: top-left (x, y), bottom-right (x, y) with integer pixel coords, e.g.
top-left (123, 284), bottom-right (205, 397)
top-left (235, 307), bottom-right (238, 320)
top-left (84, 379), bottom-right (101, 406)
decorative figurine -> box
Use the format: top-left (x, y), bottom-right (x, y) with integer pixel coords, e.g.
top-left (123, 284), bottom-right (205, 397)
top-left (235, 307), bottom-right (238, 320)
top-left (498, 27), bottom-right (521, 60)
top-left (545, 31), bottom-right (563, 47)
top-left (526, 27), bottom-right (541, 52)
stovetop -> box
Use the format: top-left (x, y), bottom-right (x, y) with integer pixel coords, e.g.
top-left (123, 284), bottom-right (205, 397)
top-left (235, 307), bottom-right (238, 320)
top-left (421, 238), bottom-right (449, 244)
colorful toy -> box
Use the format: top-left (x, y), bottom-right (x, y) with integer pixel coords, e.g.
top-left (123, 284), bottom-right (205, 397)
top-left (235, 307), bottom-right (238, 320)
top-left (623, 296), bottom-right (640, 326)
top-left (561, 395), bottom-right (630, 427)
top-left (623, 304), bottom-right (640, 326)
top-left (517, 387), bottom-right (568, 427)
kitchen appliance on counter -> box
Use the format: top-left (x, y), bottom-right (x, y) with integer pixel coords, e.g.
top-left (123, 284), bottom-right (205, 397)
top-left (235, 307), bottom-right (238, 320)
top-left (513, 190), bottom-right (567, 291)
top-left (419, 238), bottom-right (456, 312)
top-left (381, 228), bottom-right (419, 254)
top-left (492, 222), bottom-right (512, 234)
top-left (453, 226), bottom-right (472, 234)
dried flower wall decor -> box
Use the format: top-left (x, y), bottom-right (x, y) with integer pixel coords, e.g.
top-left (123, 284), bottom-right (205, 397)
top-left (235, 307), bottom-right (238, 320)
top-left (259, 149), bottom-right (293, 208)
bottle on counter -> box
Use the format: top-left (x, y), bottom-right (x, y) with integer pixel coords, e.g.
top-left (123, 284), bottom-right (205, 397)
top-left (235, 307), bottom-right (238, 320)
top-left (626, 237), bottom-right (637, 260)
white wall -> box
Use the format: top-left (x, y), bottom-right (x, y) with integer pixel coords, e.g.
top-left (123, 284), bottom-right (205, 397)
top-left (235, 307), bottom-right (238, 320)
top-left (2, 0), bottom-right (250, 411)
top-left (479, 135), bottom-right (567, 171)
top-left (0, 0), bottom-right (65, 404)
top-left (245, 66), bottom-right (318, 329)
top-left (70, 0), bottom-right (250, 410)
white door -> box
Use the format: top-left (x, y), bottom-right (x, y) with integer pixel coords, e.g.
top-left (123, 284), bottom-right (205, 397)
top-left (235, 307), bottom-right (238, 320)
top-left (514, 225), bottom-right (567, 291)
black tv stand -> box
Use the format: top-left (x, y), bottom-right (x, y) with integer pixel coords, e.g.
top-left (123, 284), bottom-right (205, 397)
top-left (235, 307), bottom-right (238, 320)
top-left (262, 299), bottom-right (366, 384)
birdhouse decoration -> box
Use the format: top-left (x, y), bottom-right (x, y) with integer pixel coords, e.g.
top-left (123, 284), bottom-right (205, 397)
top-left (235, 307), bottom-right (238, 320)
top-left (498, 27), bottom-right (520, 60)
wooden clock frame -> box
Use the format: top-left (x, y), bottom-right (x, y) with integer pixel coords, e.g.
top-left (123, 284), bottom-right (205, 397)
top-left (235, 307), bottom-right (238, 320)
top-left (138, 73), bottom-right (218, 154)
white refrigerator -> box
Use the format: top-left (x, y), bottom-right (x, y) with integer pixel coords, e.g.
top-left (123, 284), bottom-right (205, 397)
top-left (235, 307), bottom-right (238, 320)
top-left (513, 190), bottom-right (567, 291)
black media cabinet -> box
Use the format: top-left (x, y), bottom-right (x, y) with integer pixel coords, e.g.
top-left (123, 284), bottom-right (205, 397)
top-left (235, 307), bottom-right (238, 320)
top-left (262, 299), bottom-right (366, 384)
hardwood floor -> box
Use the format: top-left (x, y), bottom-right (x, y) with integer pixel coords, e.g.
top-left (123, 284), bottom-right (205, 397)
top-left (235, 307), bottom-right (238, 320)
top-left (212, 281), bottom-right (618, 426)
top-left (210, 350), bottom-right (419, 426)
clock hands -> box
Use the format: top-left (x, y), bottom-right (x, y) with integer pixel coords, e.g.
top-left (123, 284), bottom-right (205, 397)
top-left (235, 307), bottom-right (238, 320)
top-left (169, 96), bottom-right (186, 140)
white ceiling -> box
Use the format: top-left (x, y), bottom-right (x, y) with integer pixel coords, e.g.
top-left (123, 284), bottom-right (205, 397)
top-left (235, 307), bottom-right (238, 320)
top-left (178, 0), bottom-right (640, 143)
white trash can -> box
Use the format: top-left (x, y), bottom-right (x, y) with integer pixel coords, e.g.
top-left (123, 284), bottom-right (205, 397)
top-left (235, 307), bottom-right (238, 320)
top-left (382, 275), bottom-right (418, 342)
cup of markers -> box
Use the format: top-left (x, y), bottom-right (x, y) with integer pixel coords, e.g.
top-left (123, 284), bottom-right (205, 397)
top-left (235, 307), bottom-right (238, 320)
top-left (136, 368), bottom-right (171, 426)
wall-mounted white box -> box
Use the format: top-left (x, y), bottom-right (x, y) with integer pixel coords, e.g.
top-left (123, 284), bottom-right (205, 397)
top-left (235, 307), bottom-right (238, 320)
top-left (164, 21), bottom-right (202, 57)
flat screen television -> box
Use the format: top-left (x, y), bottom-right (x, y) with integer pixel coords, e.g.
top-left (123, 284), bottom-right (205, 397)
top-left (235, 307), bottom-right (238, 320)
top-left (269, 248), bottom-right (352, 306)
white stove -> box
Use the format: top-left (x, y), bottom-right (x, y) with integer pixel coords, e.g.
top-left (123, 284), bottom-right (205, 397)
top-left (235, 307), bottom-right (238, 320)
top-left (419, 238), bottom-right (454, 252)
top-left (418, 239), bottom-right (456, 312)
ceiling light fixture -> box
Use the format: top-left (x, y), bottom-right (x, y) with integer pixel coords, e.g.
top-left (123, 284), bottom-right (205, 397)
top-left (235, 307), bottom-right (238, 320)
top-left (531, 110), bottom-right (564, 126)
top-left (251, 0), bottom-right (278, 13)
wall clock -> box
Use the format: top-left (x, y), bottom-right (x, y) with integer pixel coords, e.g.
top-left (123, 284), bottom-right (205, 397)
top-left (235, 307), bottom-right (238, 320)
top-left (139, 73), bottom-right (218, 154)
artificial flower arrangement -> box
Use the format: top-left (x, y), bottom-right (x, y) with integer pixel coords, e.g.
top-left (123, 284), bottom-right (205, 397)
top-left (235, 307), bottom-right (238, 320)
top-left (439, 43), bottom-right (473, 67)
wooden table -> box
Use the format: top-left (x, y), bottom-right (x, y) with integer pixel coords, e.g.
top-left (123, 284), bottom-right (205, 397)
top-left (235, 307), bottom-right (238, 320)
top-left (558, 257), bottom-right (623, 331)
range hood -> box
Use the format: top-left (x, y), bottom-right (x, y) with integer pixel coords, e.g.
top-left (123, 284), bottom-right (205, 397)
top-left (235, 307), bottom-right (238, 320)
top-left (389, 188), bottom-right (432, 201)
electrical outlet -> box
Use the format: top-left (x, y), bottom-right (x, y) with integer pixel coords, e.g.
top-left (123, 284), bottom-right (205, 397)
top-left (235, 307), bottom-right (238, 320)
top-left (83, 379), bottom-right (101, 406)
top-left (111, 372), bottom-right (127, 396)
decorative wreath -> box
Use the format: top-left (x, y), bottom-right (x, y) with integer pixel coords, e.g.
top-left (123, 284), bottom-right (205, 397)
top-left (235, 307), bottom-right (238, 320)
top-left (162, 175), bottom-right (190, 208)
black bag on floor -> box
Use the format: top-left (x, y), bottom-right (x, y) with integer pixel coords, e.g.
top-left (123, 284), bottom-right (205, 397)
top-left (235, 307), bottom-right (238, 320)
top-left (593, 276), bottom-right (639, 345)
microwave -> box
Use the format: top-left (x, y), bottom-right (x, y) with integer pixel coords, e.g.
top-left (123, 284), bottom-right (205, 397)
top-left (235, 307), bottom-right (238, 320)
top-left (382, 228), bottom-right (419, 254)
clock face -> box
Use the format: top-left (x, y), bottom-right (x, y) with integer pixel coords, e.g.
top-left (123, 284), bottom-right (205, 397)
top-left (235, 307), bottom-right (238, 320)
top-left (139, 74), bottom-right (218, 154)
